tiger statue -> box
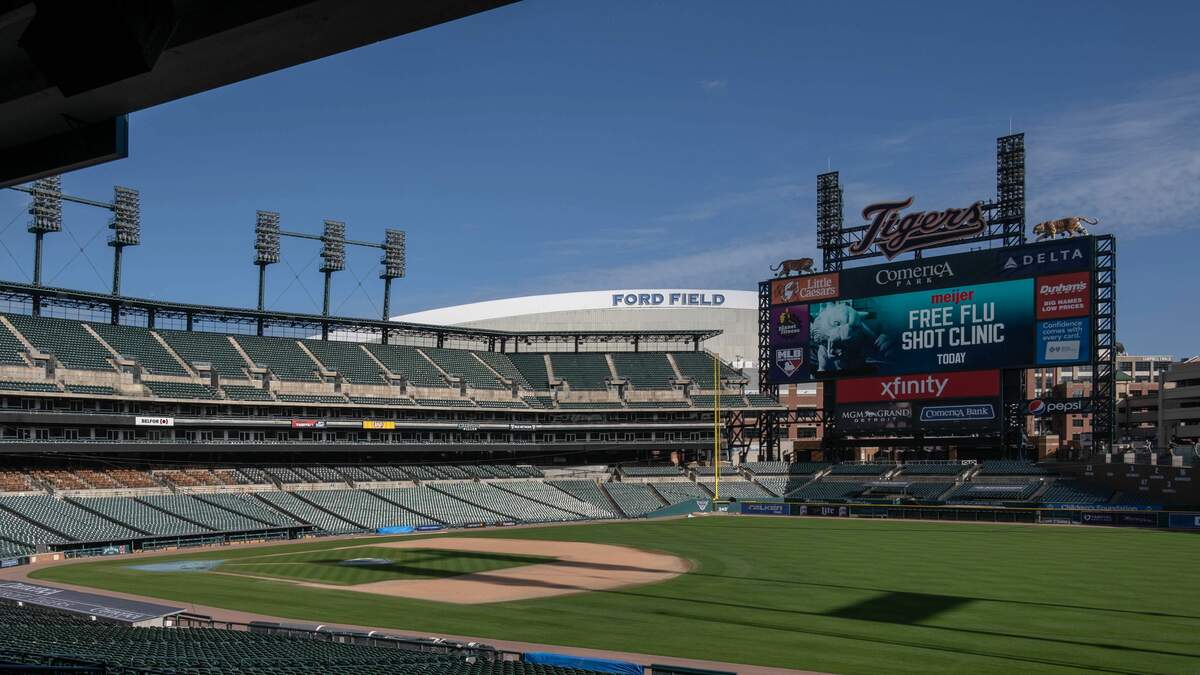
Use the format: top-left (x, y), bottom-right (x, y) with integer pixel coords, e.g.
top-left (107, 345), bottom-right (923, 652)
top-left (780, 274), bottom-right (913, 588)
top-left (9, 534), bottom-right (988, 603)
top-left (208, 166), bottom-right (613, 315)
top-left (1033, 216), bottom-right (1097, 240)
top-left (770, 257), bottom-right (816, 277)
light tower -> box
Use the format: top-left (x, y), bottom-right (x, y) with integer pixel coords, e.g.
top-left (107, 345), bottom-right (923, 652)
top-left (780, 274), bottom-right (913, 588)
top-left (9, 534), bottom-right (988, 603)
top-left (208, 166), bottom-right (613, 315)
top-left (108, 186), bottom-right (140, 296)
top-left (254, 211), bottom-right (281, 310)
top-left (27, 176), bottom-right (62, 287)
top-left (319, 220), bottom-right (345, 317)
top-left (380, 228), bottom-right (406, 320)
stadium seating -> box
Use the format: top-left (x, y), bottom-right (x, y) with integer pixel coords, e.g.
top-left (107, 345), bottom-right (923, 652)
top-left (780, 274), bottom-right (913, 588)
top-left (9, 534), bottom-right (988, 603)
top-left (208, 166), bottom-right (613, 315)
top-left (295, 489), bottom-right (434, 529)
top-left (422, 347), bottom-right (505, 389)
top-left (549, 353), bottom-right (612, 390)
top-left (74, 496), bottom-right (211, 536)
top-left (506, 353), bottom-right (552, 390)
top-left (0, 506), bottom-right (67, 550)
top-left (365, 343), bottom-right (449, 388)
top-left (546, 480), bottom-right (619, 515)
top-left (0, 470), bottom-right (33, 492)
top-left (603, 482), bottom-right (665, 517)
top-left (497, 481), bottom-right (615, 519)
top-left (705, 479), bottom-right (771, 499)
top-left (624, 400), bottom-right (690, 408)
top-left (372, 486), bottom-right (501, 526)
top-left (672, 351), bottom-right (739, 388)
top-left (755, 476), bottom-right (812, 497)
top-left (619, 466), bottom-right (682, 478)
top-left (899, 463), bottom-right (970, 476)
top-left (689, 394), bottom-right (746, 409)
top-left (64, 383), bottom-right (115, 395)
top-left (1039, 480), bottom-right (1114, 504)
top-left (145, 381), bottom-right (219, 400)
top-left (746, 393), bottom-right (782, 407)
top-left (433, 482), bottom-right (582, 522)
top-left (4, 313), bottom-right (113, 370)
top-left (522, 395), bottom-right (554, 409)
top-left (139, 494), bottom-right (276, 531)
top-left (610, 352), bottom-right (676, 389)
top-left (476, 351), bottom-right (532, 389)
top-left (0, 495), bottom-right (142, 541)
top-left (233, 335), bottom-right (321, 382)
top-left (157, 329), bottom-right (249, 378)
top-left (647, 480), bottom-right (711, 505)
top-left (786, 481), bottom-right (870, 501)
top-left (302, 340), bottom-right (387, 385)
top-left (978, 460), bottom-right (1050, 475)
top-left (828, 463), bottom-right (896, 476)
top-left (256, 491), bottom-right (360, 532)
top-left (276, 393), bottom-right (347, 405)
top-left (29, 470), bottom-right (88, 490)
top-left (349, 395), bottom-right (414, 406)
top-left (88, 322), bottom-right (188, 375)
top-left (222, 384), bottom-right (273, 401)
top-left (0, 320), bottom-right (28, 365)
top-left (946, 481), bottom-right (1041, 502)
top-left (859, 482), bottom-right (953, 500)
top-left (692, 465), bottom-right (737, 476)
top-left (475, 399), bottom-right (527, 408)
top-left (0, 380), bottom-right (59, 392)
top-left (415, 398), bottom-right (475, 407)
top-left (741, 461), bottom-right (828, 476)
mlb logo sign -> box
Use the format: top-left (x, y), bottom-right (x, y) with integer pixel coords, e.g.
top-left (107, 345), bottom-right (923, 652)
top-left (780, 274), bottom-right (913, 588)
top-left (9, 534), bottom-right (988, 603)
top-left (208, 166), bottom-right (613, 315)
top-left (775, 347), bottom-right (805, 377)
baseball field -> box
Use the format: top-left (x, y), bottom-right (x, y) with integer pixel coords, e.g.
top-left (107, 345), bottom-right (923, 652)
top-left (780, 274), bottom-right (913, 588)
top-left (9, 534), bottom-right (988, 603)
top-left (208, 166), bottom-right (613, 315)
top-left (28, 516), bottom-right (1200, 674)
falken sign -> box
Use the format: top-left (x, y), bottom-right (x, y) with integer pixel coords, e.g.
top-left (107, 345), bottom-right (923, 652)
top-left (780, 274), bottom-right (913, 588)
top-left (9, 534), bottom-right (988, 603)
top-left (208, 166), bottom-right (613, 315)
top-left (611, 292), bottom-right (725, 307)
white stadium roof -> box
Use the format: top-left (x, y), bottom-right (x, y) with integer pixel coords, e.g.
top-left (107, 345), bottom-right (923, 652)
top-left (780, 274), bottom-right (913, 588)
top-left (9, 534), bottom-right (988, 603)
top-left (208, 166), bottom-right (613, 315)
top-left (394, 289), bottom-right (756, 324)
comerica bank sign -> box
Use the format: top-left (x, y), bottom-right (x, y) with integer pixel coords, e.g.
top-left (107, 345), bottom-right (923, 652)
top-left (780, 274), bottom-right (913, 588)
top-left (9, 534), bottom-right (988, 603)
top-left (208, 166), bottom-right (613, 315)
top-left (612, 292), bottom-right (726, 307)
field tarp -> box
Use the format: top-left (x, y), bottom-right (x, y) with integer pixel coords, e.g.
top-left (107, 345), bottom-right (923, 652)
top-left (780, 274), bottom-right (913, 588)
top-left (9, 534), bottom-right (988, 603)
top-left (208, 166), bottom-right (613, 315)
top-left (523, 652), bottom-right (642, 674)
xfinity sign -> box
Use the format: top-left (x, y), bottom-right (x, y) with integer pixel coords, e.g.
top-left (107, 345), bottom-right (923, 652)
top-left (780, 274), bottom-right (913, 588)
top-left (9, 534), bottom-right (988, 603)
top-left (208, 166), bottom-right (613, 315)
top-left (612, 292), bottom-right (725, 307)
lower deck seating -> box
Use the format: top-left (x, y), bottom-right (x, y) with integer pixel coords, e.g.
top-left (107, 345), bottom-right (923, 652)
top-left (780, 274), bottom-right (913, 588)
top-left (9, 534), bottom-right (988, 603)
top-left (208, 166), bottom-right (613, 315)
top-left (371, 486), bottom-right (500, 526)
top-left (0, 495), bottom-right (142, 542)
top-left (139, 494), bottom-right (273, 532)
top-left (647, 480), bottom-right (711, 505)
top-left (786, 481), bottom-right (870, 501)
top-left (497, 481), bottom-right (615, 519)
top-left (546, 480), bottom-right (618, 515)
top-left (755, 476), bottom-right (813, 497)
top-left (1039, 480), bottom-right (1114, 504)
top-left (432, 482), bottom-right (581, 522)
top-left (255, 491), bottom-right (360, 532)
top-left (947, 481), bottom-right (1041, 502)
top-left (294, 489), bottom-right (434, 529)
top-left (706, 479), bottom-right (771, 499)
top-left (72, 496), bottom-right (209, 536)
top-left (602, 482), bottom-right (665, 517)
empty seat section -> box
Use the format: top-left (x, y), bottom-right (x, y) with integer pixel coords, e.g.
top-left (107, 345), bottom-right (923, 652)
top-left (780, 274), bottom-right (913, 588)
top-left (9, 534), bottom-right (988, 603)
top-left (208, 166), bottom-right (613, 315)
top-left (255, 491), bottom-right (359, 532)
top-left (434, 482), bottom-right (580, 522)
top-left (233, 335), bottom-right (320, 382)
top-left (690, 394), bottom-right (746, 408)
top-left (978, 460), bottom-right (1049, 475)
top-left (0, 495), bottom-right (140, 542)
top-left (787, 481), bottom-right (869, 501)
top-left (422, 347), bottom-right (504, 389)
top-left (373, 486), bottom-right (499, 526)
top-left (157, 329), bottom-right (248, 378)
top-left (73, 496), bottom-right (210, 536)
top-left (139, 494), bottom-right (273, 532)
top-left (63, 384), bottom-right (114, 395)
top-left (648, 481), bottom-right (711, 504)
top-left (672, 351), bottom-right (739, 388)
top-left (0, 320), bottom-right (28, 364)
top-left (4, 314), bottom-right (112, 370)
top-left (507, 354), bottom-right (552, 390)
top-left (296, 489), bottom-right (432, 529)
top-left (476, 351), bottom-right (532, 389)
top-left (302, 340), bottom-right (387, 384)
top-left (546, 480), bottom-right (617, 515)
top-left (947, 481), bottom-right (1041, 502)
top-left (707, 479), bottom-right (771, 499)
top-left (899, 463), bottom-right (969, 476)
top-left (746, 393), bottom-right (782, 407)
top-left (756, 476), bottom-right (813, 496)
top-left (620, 466), bottom-right (681, 478)
top-left (611, 353), bottom-right (676, 389)
top-left (549, 353), bottom-right (610, 390)
top-left (1039, 480), bottom-right (1113, 504)
top-left (828, 463), bottom-right (896, 476)
top-left (603, 482), bottom-right (665, 517)
top-left (276, 393), bottom-right (346, 404)
top-left (88, 323), bottom-right (187, 375)
top-left (145, 381), bottom-right (218, 400)
top-left (0, 380), bottom-right (58, 392)
top-left (365, 343), bottom-right (449, 387)
top-left (349, 395), bottom-right (413, 406)
top-left (222, 384), bottom-right (273, 401)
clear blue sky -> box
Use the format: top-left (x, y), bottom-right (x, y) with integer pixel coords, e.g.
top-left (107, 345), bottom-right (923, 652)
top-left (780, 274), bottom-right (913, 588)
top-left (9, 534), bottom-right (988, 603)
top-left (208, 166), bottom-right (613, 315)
top-left (0, 0), bottom-right (1196, 357)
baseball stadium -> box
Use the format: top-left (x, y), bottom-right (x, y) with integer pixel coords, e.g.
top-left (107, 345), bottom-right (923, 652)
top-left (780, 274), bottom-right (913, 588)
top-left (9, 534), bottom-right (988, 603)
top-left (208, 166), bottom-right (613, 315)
top-left (0, 3), bottom-right (1197, 675)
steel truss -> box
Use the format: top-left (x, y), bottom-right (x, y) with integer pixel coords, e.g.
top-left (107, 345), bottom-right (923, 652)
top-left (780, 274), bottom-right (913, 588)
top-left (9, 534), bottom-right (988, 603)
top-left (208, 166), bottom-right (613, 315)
top-left (1091, 235), bottom-right (1117, 455)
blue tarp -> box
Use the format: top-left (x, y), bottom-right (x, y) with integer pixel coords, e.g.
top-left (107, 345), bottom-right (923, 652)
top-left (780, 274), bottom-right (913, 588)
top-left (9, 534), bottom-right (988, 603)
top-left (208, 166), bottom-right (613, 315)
top-left (524, 652), bottom-right (642, 674)
top-left (376, 525), bottom-right (415, 534)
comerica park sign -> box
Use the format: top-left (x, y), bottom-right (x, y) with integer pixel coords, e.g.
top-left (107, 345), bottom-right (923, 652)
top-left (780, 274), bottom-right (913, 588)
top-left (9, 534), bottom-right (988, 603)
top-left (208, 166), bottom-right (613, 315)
top-left (850, 197), bottom-right (988, 260)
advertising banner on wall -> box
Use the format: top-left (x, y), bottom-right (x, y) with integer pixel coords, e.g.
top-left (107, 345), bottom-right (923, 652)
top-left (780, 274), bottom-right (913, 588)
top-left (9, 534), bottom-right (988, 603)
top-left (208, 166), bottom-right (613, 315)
top-left (837, 402), bottom-right (915, 431)
top-left (917, 399), bottom-right (998, 429)
top-left (771, 273), bottom-right (840, 304)
top-left (837, 399), bottom-right (999, 432)
top-left (362, 420), bottom-right (396, 430)
top-left (836, 370), bottom-right (1001, 404)
top-left (135, 416), bottom-right (174, 427)
top-left (1024, 398), bottom-right (1095, 416)
top-left (291, 419), bottom-right (326, 429)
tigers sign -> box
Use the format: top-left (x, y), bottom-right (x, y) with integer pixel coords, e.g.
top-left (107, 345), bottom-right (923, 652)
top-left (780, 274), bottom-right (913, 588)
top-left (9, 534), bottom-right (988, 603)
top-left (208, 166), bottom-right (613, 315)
top-left (850, 197), bottom-right (988, 260)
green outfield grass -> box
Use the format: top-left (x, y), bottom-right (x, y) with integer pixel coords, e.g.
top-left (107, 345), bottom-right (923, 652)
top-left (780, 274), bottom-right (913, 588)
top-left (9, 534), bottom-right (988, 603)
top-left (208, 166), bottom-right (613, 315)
top-left (31, 517), bottom-right (1200, 674)
top-left (214, 546), bottom-right (550, 585)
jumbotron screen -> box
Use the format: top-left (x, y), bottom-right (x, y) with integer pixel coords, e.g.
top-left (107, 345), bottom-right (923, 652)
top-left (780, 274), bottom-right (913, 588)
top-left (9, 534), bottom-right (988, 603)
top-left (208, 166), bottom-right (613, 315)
top-left (766, 237), bottom-right (1095, 384)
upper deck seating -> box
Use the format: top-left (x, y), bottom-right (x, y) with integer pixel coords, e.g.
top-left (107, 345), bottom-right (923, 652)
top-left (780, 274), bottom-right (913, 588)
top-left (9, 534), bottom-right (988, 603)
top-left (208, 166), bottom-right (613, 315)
top-left (689, 394), bottom-right (746, 409)
top-left (88, 322), bottom-right (187, 375)
top-left (4, 314), bottom-right (112, 370)
top-left (506, 354), bottom-right (552, 390)
top-left (145, 381), bottom-right (219, 400)
top-left (365, 343), bottom-right (449, 388)
top-left (672, 352), bottom-right (740, 388)
top-left (549, 354), bottom-right (611, 390)
top-left (422, 347), bottom-right (505, 389)
top-left (476, 351), bottom-right (532, 389)
top-left (157, 329), bottom-right (248, 378)
top-left (233, 335), bottom-right (320, 382)
top-left (222, 385), bottom-right (273, 401)
top-left (302, 340), bottom-right (387, 385)
top-left (611, 353), bottom-right (676, 389)
top-left (0, 320), bottom-right (29, 364)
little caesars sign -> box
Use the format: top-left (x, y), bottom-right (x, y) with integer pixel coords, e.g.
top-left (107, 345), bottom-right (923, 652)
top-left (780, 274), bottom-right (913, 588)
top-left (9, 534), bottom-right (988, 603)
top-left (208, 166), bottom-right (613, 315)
top-left (612, 292), bottom-right (725, 307)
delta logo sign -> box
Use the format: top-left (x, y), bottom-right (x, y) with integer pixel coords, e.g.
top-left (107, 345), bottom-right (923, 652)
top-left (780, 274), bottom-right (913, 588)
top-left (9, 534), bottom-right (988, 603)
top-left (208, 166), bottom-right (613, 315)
top-left (836, 369), bottom-right (1000, 403)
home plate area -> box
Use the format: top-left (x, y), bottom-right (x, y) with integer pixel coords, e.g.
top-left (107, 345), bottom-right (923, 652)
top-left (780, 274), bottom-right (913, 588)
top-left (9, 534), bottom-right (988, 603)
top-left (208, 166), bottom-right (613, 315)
top-left (217, 538), bottom-right (690, 604)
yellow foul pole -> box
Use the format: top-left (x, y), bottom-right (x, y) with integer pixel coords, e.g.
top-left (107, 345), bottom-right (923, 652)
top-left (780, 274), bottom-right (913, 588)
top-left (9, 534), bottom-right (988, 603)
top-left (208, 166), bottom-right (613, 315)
top-left (713, 352), bottom-right (720, 500)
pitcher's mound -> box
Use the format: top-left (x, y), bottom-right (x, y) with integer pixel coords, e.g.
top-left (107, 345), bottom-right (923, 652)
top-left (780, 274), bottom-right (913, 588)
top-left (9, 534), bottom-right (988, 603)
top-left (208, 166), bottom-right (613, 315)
top-left (308, 537), bottom-right (689, 604)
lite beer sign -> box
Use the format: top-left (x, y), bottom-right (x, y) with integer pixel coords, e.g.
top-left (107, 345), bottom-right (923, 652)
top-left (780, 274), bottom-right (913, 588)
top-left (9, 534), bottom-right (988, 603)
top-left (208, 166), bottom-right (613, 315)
top-left (850, 197), bottom-right (988, 260)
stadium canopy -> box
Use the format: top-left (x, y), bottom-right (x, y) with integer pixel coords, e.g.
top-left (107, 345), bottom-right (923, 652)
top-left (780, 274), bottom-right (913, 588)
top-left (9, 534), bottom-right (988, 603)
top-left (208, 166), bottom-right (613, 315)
top-left (0, 0), bottom-right (516, 187)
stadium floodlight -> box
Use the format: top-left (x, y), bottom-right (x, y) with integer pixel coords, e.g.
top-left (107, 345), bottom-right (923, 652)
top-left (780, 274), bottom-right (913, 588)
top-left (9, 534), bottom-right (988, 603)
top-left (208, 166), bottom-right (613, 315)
top-left (27, 176), bottom-right (62, 234)
top-left (254, 210), bottom-right (281, 265)
top-left (319, 220), bottom-right (346, 273)
top-left (381, 228), bottom-right (406, 279)
top-left (109, 186), bottom-right (140, 246)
